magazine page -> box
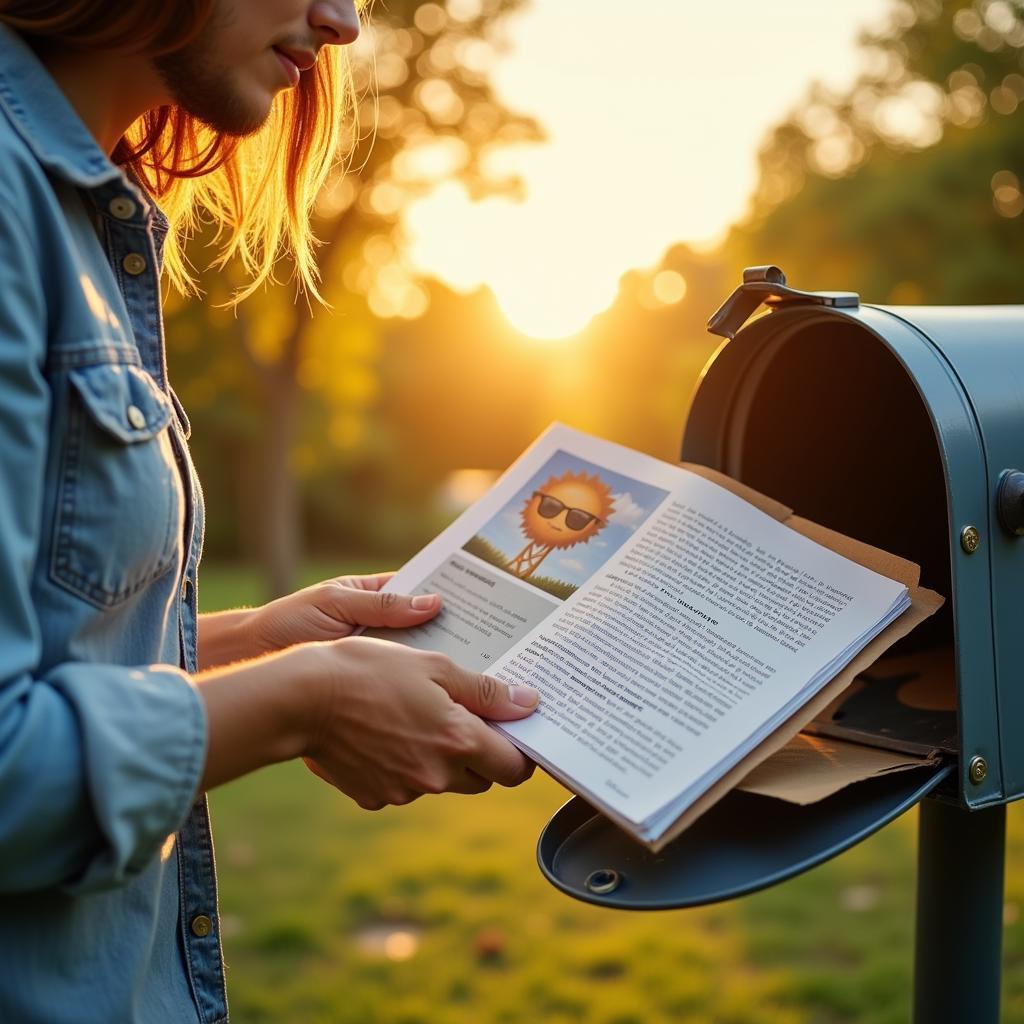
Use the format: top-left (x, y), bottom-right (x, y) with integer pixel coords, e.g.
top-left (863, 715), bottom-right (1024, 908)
top-left (366, 424), bottom-right (680, 671)
top-left (372, 424), bottom-right (909, 840)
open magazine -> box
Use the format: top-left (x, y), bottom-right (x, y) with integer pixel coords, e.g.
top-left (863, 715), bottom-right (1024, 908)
top-left (368, 425), bottom-right (942, 851)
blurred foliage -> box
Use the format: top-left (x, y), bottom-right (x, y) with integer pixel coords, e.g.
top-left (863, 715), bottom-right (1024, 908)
top-left (729, 0), bottom-right (1024, 302)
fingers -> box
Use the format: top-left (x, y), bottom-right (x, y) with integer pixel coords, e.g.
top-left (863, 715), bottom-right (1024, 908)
top-left (302, 640), bottom-right (538, 813)
top-left (449, 768), bottom-right (494, 796)
top-left (306, 755), bottom-right (500, 802)
top-left (430, 658), bottom-right (540, 722)
top-left (326, 583), bottom-right (443, 629)
top-left (432, 704), bottom-right (532, 790)
top-left (303, 756), bottom-right (330, 783)
top-left (458, 720), bottom-right (532, 790)
top-left (331, 572), bottom-right (395, 593)
top-left (428, 661), bottom-right (538, 785)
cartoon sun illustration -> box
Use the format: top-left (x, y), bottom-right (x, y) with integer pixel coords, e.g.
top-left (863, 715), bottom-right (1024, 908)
top-left (506, 470), bottom-right (616, 579)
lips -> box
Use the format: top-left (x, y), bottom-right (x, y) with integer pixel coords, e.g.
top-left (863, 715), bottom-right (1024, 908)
top-left (272, 44), bottom-right (315, 87)
top-left (273, 47), bottom-right (302, 87)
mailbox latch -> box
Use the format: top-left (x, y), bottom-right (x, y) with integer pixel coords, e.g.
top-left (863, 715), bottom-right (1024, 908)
top-left (708, 266), bottom-right (860, 340)
top-left (997, 470), bottom-right (1024, 537)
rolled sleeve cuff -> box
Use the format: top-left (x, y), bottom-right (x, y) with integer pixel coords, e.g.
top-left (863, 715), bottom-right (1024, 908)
top-left (49, 663), bottom-right (207, 894)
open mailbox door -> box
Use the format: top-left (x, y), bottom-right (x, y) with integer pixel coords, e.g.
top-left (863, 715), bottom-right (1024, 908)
top-left (538, 763), bottom-right (952, 910)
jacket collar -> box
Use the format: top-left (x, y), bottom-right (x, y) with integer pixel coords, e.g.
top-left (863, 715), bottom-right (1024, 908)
top-left (0, 22), bottom-right (124, 190)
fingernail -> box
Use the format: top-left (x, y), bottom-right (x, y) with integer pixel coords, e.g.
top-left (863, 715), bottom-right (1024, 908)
top-left (508, 684), bottom-right (540, 708)
top-left (411, 594), bottom-right (438, 610)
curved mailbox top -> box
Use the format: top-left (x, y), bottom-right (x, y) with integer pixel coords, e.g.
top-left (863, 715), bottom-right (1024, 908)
top-left (871, 305), bottom-right (1024, 801)
top-left (538, 766), bottom-right (953, 910)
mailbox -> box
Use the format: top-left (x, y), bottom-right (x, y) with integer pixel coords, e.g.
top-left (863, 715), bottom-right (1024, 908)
top-left (536, 268), bottom-right (1024, 1024)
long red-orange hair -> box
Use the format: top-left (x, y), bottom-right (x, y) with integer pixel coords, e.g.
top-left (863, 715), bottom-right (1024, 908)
top-left (0, 0), bottom-right (359, 301)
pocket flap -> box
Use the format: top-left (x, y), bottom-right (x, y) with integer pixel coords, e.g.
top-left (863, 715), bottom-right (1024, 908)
top-left (68, 363), bottom-right (173, 443)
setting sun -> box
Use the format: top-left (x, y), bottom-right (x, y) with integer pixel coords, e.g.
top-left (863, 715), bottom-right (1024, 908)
top-left (405, 179), bottom-right (621, 339)
top-left (400, 0), bottom-right (890, 340)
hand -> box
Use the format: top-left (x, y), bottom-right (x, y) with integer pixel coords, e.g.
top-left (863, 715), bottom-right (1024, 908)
top-left (301, 637), bottom-right (539, 810)
top-left (249, 572), bottom-right (440, 654)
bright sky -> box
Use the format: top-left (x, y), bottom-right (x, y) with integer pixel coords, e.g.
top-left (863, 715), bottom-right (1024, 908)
top-left (404, 0), bottom-right (892, 338)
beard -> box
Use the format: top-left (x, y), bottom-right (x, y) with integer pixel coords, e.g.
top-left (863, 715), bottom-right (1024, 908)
top-left (153, 18), bottom-right (271, 137)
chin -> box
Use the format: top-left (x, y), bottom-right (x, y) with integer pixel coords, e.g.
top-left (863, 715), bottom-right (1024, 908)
top-left (197, 85), bottom-right (275, 137)
top-left (157, 52), bottom-right (276, 137)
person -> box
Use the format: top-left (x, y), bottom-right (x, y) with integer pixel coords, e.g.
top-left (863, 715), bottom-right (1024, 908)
top-left (0, 3), bottom-right (540, 1021)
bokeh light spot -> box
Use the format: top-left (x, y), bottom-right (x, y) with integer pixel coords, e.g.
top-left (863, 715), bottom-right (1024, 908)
top-left (447, 0), bottom-right (482, 21)
top-left (354, 922), bottom-right (423, 961)
top-left (413, 3), bottom-right (446, 35)
top-left (652, 270), bottom-right (687, 305)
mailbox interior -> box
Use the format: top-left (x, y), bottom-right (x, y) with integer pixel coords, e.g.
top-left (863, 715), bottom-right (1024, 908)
top-left (689, 311), bottom-right (958, 758)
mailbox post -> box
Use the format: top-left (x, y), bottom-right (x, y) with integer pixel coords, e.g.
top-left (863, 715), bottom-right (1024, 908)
top-left (914, 801), bottom-right (1005, 1023)
top-left (537, 268), bottom-right (1024, 1024)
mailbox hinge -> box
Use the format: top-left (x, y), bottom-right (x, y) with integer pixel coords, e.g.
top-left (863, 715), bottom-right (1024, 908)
top-left (708, 266), bottom-right (860, 340)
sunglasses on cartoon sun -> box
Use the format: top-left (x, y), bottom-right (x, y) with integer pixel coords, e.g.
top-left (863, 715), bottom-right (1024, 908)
top-left (532, 492), bottom-right (605, 531)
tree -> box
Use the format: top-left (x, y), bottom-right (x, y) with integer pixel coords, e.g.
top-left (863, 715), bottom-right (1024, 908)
top-left (166, 0), bottom-right (541, 596)
top-left (728, 0), bottom-right (1024, 304)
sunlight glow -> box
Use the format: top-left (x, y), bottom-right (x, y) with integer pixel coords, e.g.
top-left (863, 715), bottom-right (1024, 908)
top-left (652, 270), bottom-right (687, 306)
top-left (405, 179), bottom-right (622, 340)
top-left (440, 469), bottom-right (501, 512)
top-left (402, 0), bottom-right (892, 339)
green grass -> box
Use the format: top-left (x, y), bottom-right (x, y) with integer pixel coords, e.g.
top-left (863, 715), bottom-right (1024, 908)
top-left (203, 561), bottom-right (1024, 1024)
top-left (524, 575), bottom-right (578, 601)
top-left (462, 536), bottom-right (578, 600)
top-left (463, 534), bottom-right (512, 571)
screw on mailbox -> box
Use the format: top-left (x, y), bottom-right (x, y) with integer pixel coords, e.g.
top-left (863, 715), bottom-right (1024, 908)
top-left (585, 869), bottom-right (621, 895)
top-left (969, 756), bottom-right (988, 785)
top-left (960, 525), bottom-right (981, 554)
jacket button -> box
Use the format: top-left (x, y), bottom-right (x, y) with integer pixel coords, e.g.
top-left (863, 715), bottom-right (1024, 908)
top-left (122, 252), bottom-right (147, 276)
top-left (109, 197), bottom-right (137, 220)
top-left (190, 914), bottom-right (213, 938)
top-left (126, 404), bottom-right (146, 429)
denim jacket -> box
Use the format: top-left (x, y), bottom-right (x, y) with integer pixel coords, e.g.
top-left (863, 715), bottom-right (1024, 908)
top-left (0, 24), bottom-right (227, 1024)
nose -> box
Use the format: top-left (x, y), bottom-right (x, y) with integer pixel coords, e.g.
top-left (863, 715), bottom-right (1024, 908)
top-left (309, 0), bottom-right (360, 45)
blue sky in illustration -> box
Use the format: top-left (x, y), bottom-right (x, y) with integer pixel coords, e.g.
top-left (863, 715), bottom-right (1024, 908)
top-left (470, 450), bottom-right (669, 587)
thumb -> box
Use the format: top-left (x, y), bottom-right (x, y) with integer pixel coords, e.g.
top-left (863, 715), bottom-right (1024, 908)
top-left (432, 661), bottom-right (540, 721)
top-left (332, 586), bottom-right (443, 629)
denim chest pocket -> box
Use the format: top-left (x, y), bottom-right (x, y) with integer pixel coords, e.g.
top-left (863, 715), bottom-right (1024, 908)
top-left (51, 362), bottom-right (184, 608)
